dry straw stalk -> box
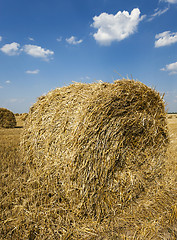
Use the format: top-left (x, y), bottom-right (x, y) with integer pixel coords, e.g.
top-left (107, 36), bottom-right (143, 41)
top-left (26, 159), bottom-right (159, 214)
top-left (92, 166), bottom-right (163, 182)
top-left (21, 79), bottom-right (169, 221)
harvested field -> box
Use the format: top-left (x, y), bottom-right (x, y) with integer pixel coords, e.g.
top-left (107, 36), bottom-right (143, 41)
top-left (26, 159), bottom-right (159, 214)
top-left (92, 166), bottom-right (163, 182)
top-left (0, 80), bottom-right (177, 239)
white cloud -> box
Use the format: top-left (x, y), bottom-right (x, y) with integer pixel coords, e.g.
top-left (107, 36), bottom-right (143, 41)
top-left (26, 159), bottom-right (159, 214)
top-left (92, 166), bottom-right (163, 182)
top-left (26, 69), bottom-right (40, 74)
top-left (0, 86), bottom-right (3, 89)
top-left (92, 8), bottom-right (145, 46)
top-left (80, 76), bottom-right (91, 81)
top-left (160, 0), bottom-right (177, 3)
top-left (57, 37), bottom-right (62, 42)
top-left (0, 42), bottom-right (21, 56)
top-left (28, 37), bottom-right (34, 41)
top-left (66, 36), bottom-right (83, 45)
top-left (161, 61), bottom-right (177, 74)
top-left (0, 36), bottom-right (2, 41)
top-left (23, 44), bottom-right (54, 60)
top-left (155, 31), bottom-right (177, 47)
top-left (9, 98), bottom-right (18, 103)
top-left (148, 7), bottom-right (169, 21)
top-left (1, 42), bottom-right (54, 61)
top-left (5, 80), bottom-right (11, 84)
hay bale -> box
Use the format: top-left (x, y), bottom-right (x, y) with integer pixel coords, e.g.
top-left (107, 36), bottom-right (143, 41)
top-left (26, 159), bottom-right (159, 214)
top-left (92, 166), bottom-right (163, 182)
top-left (20, 113), bottom-right (28, 121)
top-left (0, 108), bottom-right (17, 128)
top-left (168, 114), bottom-right (173, 119)
top-left (21, 79), bottom-right (168, 220)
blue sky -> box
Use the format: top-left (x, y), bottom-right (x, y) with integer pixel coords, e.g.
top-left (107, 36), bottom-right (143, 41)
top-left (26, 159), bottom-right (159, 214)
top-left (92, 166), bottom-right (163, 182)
top-left (0, 0), bottom-right (177, 113)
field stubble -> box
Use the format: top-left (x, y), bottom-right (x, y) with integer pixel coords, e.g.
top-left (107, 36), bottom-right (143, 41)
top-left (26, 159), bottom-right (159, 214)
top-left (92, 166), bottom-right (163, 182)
top-left (0, 115), bottom-right (177, 239)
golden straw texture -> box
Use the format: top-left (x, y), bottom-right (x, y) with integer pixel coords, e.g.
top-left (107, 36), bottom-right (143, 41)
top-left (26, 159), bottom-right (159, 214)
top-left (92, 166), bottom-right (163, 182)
top-left (21, 79), bottom-right (168, 221)
top-left (0, 108), bottom-right (16, 128)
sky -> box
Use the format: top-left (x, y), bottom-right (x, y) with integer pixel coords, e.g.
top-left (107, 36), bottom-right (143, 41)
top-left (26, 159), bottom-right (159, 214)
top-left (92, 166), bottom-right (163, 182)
top-left (0, 0), bottom-right (177, 113)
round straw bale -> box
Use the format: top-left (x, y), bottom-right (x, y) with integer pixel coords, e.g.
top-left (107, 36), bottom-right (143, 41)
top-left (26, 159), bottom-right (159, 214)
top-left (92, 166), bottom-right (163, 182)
top-left (0, 108), bottom-right (16, 128)
top-left (21, 79), bottom-right (168, 220)
top-left (20, 113), bottom-right (28, 121)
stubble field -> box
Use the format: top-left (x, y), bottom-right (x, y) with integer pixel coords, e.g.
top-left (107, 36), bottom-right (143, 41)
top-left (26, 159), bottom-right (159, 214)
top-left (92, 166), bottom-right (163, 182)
top-left (0, 114), bottom-right (177, 239)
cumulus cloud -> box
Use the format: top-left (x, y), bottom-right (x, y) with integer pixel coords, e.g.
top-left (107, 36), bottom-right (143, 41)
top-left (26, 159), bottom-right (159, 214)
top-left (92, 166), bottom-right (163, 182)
top-left (92, 8), bottom-right (145, 46)
top-left (5, 80), bottom-right (11, 84)
top-left (9, 98), bottom-right (18, 103)
top-left (148, 7), bottom-right (169, 21)
top-left (66, 36), bottom-right (83, 45)
top-left (155, 31), bottom-right (177, 47)
top-left (161, 61), bottom-right (177, 74)
top-left (1, 42), bottom-right (54, 61)
top-left (28, 37), bottom-right (34, 41)
top-left (26, 69), bottom-right (40, 74)
top-left (23, 44), bottom-right (54, 60)
top-left (0, 42), bottom-right (21, 56)
top-left (160, 0), bottom-right (177, 3)
top-left (57, 37), bottom-right (62, 42)
top-left (80, 76), bottom-right (91, 81)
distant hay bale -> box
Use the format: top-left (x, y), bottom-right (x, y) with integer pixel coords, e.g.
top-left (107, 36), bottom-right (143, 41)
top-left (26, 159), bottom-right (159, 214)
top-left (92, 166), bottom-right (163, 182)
top-left (21, 79), bottom-right (168, 220)
top-left (168, 114), bottom-right (173, 119)
top-left (0, 108), bottom-right (16, 128)
top-left (20, 113), bottom-right (28, 121)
